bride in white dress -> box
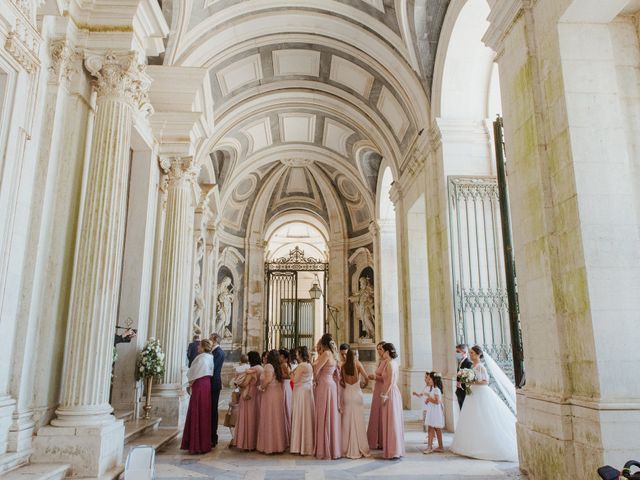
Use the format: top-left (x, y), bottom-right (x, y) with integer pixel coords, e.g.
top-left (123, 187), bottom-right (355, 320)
top-left (450, 345), bottom-right (518, 462)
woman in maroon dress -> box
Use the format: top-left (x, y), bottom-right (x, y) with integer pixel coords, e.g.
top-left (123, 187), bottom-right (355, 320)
top-left (313, 333), bottom-right (342, 459)
top-left (367, 341), bottom-right (387, 449)
top-left (233, 351), bottom-right (263, 451)
top-left (181, 338), bottom-right (214, 454)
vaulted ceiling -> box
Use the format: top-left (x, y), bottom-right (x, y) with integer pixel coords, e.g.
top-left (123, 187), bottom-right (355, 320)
top-left (159, 0), bottom-right (450, 240)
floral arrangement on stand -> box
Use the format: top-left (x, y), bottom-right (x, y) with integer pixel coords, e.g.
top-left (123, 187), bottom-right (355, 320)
top-left (136, 338), bottom-right (165, 419)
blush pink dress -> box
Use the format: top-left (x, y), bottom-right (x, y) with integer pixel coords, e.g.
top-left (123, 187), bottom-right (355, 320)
top-left (341, 374), bottom-right (370, 459)
top-left (314, 362), bottom-right (341, 459)
top-left (234, 365), bottom-right (263, 451)
top-left (256, 364), bottom-right (287, 454)
top-left (282, 375), bottom-right (293, 447)
top-left (290, 362), bottom-right (315, 455)
top-left (381, 360), bottom-right (405, 459)
top-left (367, 359), bottom-right (387, 449)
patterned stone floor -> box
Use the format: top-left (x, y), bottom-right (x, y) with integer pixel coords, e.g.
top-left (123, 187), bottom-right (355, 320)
top-left (155, 395), bottom-right (524, 480)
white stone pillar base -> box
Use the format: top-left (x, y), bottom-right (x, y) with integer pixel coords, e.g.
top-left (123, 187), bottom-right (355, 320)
top-left (33, 420), bottom-right (124, 478)
top-left (400, 367), bottom-right (429, 410)
top-left (7, 409), bottom-right (34, 454)
top-left (517, 394), bottom-right (640, 478)
top-left (148, 388), bottom-right (188, 429)
top-left (0, 396), bottom-right (15, 455)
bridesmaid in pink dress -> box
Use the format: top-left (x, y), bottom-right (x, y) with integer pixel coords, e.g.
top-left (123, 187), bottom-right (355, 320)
top-left (313, 334), bottom-right (342, 459)
top-left (233, 351), bottom-right (263, 451)
top-left (367, 341), bottom-right (387, 449)
top-left (290, 346), bottom-right (315, 455)
top-left (256, 350), bottom-right (287, 454)
top-left (340, 346), bottom-right (370, 459)
top-left (380, 342), bottom-right (405, 459)
top-left (279, 349), bottom-right (293, 447)
top-left (181, 339), bottom-right (213, 454)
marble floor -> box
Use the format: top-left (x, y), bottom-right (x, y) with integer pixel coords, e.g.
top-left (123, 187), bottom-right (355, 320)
top-left (155, 397), bottom-right (524, 480)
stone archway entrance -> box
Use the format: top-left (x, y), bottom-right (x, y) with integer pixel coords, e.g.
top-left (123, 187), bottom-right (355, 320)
top-left (264, 246), bottom-right (328, 351)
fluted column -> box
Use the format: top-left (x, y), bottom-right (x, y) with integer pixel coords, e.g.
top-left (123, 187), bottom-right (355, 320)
top-left (152, 156), bottom-right (197, 426)
top-left (53, 51), bottom-right (151, 427)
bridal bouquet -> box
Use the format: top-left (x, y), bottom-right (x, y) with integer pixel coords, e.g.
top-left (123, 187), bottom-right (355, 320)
top-left (457, 368), bottom-right (476, 395)
top-left (136, 338), bottom-right (165, 380)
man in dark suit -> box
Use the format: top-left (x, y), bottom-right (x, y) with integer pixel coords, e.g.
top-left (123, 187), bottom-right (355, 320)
top-left (455, 343), bottom-right (473, 409)
top-left (186, 331), bottom-right (201, 367)
top-left (209, 332), bottom-right (225, 447)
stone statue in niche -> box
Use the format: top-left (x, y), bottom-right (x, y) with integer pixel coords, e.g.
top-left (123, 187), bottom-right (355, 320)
top-left (215, 276), bottom-right (234, 338)
top-left (192, 239), bottom-right (205, 328)
top-left (349, 276), bottom-right (375, 340)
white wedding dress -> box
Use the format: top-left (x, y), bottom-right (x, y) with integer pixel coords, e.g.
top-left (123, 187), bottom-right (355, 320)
top-left (450, 361), bottom-right (518, 462)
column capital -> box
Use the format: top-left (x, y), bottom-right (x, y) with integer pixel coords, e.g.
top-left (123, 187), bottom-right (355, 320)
top-left (48, 40), bottom-right (82, 84)
top-left (368, 220), bottom-right (380, 237)
top-left (84, 50), bottom-right (153, 116)
top-left (159, 156), bottom-right (199, 187)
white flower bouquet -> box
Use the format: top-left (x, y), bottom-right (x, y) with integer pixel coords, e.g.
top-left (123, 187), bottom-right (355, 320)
top-left (457, 368), bottom-right (476, 395)
top-left (135, 338), bottom-right (166, 381)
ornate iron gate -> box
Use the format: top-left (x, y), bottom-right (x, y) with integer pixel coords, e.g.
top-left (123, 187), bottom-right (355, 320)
top-left (265, 247), bottom-right (328, 351)
top-left (448, 176), bottom-right (514, 379)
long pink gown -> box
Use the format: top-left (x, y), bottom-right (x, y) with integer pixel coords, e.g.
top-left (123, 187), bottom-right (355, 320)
top-left (381, 360), bottom-right (405, 459)
top-left (282, 377), bottom-right (293, 447)
top-left (256, 364), bottom-right (287, 454)
top-left (181, 376), bottom-right (212, 454)
top-left (234, 365), bottom-right (263, 451)
top-left (367, 360), bottom-right (386, 449)
top-left (341, 377), bottom-right (370, 459)
top-left (314, 362), bottom-right (341, 459)
top-left (290, 363), bottom-right (314, 455)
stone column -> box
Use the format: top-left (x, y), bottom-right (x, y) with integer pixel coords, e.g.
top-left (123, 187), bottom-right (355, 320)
top-left (33, 51), bottom-right (151, 477)
top-left (483, 1), bottom-right (640, 476)
top-left (368, 220), bottom-right (383, 344)
top-left (201, 221), bottom-right (217, 339)
top-left (7, 39), bottom-right (81, 461)
top-left (151, 156), bottom-right (198, 427)
top-left (245, 233), bottom-right (266, 351)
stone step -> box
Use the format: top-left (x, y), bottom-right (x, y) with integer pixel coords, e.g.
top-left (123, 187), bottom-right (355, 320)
top-left (0, 451), bottom-right (32, 475)
top-left (113, 409), bottom-right (134, 423)
top-left (3, 463), bottom-right (70, 480)
top-left (122, 426), bottom-right (179, 461)
top-left (123, 417), bottom-right (161, 444)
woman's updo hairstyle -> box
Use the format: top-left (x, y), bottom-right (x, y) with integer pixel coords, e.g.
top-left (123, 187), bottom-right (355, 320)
top-left (471, 345), bottom-right (484, 359)
top-left (200, 338), bottom-right (213, 352)
top-left (319, 333), bottom-right (334, 351)
top-left (382, 342), bottom-right (398, 359)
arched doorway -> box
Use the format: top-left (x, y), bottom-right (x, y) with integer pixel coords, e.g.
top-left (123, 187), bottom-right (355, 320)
top-left (264, 220), bottom-right (328, 350)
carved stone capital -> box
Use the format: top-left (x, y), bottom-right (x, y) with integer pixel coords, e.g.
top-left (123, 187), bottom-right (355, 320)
top-left (48, 40), bottom-right (82, 84)
top-left (159, 156), bottom-right (199, 189)
top-left (84, 51), bottom-right (153, 116)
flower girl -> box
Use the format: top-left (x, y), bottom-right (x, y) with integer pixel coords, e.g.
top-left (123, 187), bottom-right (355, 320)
top-left (412, 371), bottom-right (431, 432)
top-left (423, 372), bottom-right (444, 454)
